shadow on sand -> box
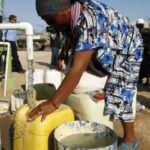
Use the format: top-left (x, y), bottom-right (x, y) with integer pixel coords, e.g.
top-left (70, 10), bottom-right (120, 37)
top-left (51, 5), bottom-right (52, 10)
top-left (137, 95), bottom-right (150, 108)
top-left (35, 61), bottom-right (50, 68)
top-left (137, 84), bottom-right (150, 92)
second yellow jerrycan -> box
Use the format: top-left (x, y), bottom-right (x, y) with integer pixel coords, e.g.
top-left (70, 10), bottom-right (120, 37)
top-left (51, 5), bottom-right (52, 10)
top-left (13, 100), bottom-right (74, 150)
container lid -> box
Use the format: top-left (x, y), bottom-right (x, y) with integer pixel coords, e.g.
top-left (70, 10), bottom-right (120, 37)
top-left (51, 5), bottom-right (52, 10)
top-left (93, 92), bottom-right (104, 101)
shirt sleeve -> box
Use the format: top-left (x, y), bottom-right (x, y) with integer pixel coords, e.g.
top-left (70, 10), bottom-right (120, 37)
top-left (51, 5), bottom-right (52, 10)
top-left (74, 12), bottom-right (106, 52)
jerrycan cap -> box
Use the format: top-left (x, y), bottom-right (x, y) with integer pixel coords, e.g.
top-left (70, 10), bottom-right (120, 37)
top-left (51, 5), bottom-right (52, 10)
top-left (93, 92), bottom-right (104, 101)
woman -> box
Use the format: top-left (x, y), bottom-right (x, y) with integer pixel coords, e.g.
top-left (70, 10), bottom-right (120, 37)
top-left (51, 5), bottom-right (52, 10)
top-left (28, 0), bottom-right (143, 149)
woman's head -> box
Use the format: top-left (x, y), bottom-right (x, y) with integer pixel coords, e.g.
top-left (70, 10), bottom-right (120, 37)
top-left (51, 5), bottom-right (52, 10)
top-left (36, 0), bottom-right (73, 28)
top-left (43, 9), bottom-right (71, 29)
top-left (36, 0), bottom-right (72, 17)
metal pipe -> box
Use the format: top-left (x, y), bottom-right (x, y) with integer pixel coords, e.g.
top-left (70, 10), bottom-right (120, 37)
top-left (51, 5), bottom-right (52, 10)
top-left (0, 22), bottom-right (34, 90)
top-left (0, 41), bottom-right (10, 96)
top-left (0, 22), bottom-right (33, 60)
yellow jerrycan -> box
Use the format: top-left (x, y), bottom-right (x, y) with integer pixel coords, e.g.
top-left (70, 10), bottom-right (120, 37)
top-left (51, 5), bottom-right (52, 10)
top-left (13, 100), bottom-right (74, 150)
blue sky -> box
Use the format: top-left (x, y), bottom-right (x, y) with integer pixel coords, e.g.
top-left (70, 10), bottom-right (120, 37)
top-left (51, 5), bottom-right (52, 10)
top-left (3, 0), bottom-right (150, 32)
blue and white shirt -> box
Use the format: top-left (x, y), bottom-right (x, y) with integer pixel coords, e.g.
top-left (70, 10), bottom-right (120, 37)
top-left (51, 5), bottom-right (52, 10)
top-left (74, 0), bottom-right (143, 121)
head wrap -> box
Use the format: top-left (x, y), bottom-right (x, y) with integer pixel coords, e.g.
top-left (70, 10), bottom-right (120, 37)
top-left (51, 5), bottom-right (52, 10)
top-left (36, 0), bottom-right (72, 16)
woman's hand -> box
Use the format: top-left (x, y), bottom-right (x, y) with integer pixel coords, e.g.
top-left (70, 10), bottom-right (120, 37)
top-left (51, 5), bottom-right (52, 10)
top-left (27, 100), bottom-right (57, 122)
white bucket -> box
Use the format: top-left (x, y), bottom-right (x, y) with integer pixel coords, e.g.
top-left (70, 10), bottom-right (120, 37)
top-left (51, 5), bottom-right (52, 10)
top-left (74, 72), bottom-right (108, 94)
top-left (45, 69), bottom-right (62, 89)
top-left (54, 121), bottom-right (118, 150)
top-left (25, 69), bottom-right (44, 90)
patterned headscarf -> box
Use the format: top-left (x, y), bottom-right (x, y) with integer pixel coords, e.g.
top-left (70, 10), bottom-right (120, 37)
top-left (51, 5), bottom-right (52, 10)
top-left (36, 0), bottom-right (72, 16)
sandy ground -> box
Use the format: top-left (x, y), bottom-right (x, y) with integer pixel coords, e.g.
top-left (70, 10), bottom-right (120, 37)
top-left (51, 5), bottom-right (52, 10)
top-left (0, 50), bottom-right (150, 150)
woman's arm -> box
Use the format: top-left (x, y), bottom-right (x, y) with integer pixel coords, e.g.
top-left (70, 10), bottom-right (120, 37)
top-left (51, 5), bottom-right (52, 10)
top-left (28, 49), bottom-right (94, 122)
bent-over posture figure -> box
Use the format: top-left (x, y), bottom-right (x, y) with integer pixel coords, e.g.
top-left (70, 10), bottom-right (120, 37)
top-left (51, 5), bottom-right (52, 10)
top-left (28, 1), bottom-right (143, 149)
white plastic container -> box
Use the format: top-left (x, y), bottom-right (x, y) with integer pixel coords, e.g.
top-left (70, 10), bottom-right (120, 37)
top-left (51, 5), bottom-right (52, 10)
top-left (65, 93), bottom-right (113, 129)
top-left (25, 69), bottom-right (44, 90)
top-left (10, 89), bottom-right (26, 113)
top-left (73, 72), bottom-right (108, 94)
top-left (45, 69), bottom-right (62, 89)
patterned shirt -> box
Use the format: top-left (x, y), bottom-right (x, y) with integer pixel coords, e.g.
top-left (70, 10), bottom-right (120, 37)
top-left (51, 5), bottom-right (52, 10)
top-left (74, 0), bottom-right (143, 121)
